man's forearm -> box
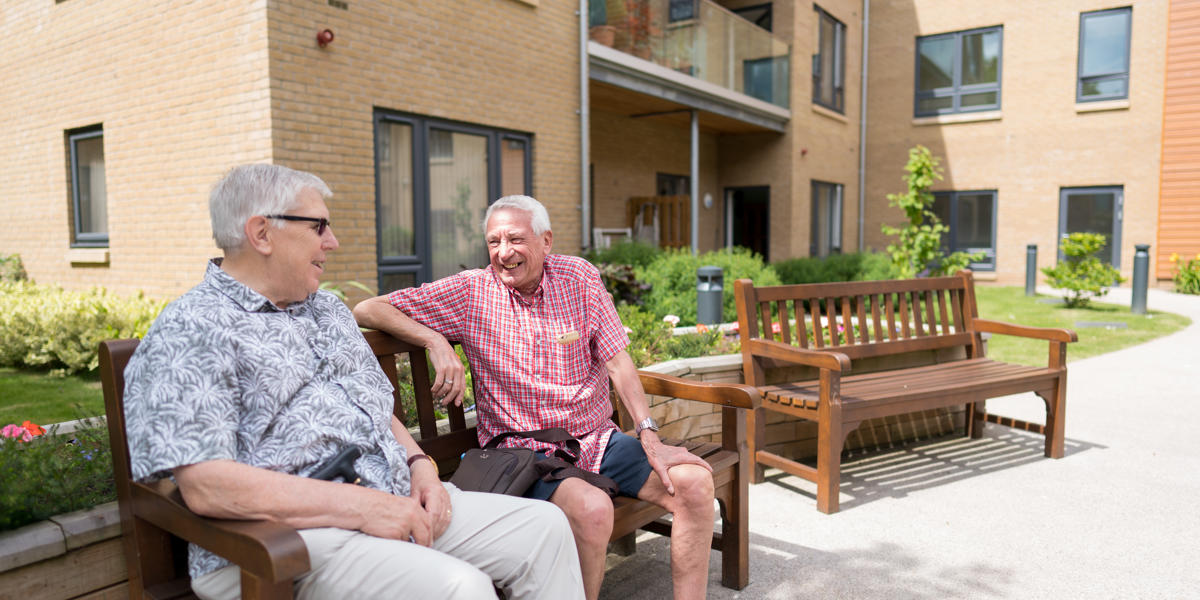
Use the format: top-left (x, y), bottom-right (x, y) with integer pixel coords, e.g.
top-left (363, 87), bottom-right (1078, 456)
top-left (174, 459), bottom-right (389, 531)
top-left (605, 350), bottom-right (653, 425)
top-left (353, 295), bottom-right (446, 350)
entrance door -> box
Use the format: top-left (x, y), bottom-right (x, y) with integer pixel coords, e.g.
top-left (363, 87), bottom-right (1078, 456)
top-left (1058, 186), bottom-right (1123, 266)
top-left (725, 186), bottom-right (770, 261)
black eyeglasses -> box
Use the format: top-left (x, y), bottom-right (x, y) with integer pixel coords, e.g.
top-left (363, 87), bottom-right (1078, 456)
top-left (265, 214), bottom-right (332, 236)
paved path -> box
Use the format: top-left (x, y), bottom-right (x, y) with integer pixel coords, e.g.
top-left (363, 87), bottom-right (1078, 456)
top-left (602, 287), bottom-right (1200, 599)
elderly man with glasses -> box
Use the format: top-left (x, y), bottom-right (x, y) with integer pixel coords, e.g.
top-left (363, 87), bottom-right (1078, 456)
top-left (121, 164), bottom-right (583, 600)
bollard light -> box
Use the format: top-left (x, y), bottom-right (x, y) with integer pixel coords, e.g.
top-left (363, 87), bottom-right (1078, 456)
top-left (1131, 244), bottom-right (1150, 315)
top-left (1026, 244), bottom-right (1038, 297)
top-left (696, 266), bottom-right (723, 325)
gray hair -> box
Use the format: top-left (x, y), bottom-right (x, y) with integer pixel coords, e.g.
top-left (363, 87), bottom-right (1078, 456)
top-left (483, 195), bottom-right (552, 236)
top-left (209, 164), bottom-right (332, 251)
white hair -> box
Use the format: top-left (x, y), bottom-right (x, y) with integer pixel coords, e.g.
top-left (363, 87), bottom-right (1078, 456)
top-left (209, 164), bottom-right (332, 251)
top-left (483, 195), bottom-right (552, 235)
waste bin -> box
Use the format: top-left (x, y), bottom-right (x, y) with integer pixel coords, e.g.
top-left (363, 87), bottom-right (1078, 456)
top-left (697, 266), bottom-right (724, 325)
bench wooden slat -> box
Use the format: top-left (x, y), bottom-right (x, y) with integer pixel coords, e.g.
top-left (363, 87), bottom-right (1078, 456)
top-left (748, 276), bottom-right (965, 300)
top-left (795, 300), bottom-right (809, 349)
top-left (870, 294), bottom-right (884, 343)
top-left (937, 289), bottom-right (951, 334)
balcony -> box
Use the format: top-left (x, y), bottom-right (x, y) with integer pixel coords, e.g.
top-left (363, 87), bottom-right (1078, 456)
top-left (588, 0), bottom-right (790, 120)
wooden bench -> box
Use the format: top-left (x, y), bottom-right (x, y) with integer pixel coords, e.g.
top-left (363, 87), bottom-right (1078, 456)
top-left (733, 271), bottom-right (1077, 514)
top-left (101, 329), bottom-right (758, 599)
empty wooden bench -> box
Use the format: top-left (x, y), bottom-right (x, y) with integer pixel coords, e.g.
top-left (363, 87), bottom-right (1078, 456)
top-left (100, 329), bottom-right (758, 599)
top-left (733, 271), bottom-right (1077, 514)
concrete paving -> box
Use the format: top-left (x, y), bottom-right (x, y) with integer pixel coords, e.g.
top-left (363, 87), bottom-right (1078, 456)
top-left (601, 286), bottom-right (1200, 599)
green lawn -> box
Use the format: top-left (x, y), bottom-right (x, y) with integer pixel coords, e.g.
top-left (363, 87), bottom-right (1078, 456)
top-left (975, 286), bottom-right (1191, 366)
top-left (0, 286), bottom-right (1191, 427)
top-left (0, 368), bottom-right (103, 427)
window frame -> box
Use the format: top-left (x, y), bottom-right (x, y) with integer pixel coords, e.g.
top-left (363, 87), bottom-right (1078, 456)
top-left (812, 6), bottom-right (846, 113)
top-left (68, 126), bottom-right (108, 248)
top-left (810, 180), bottom-right (843, 257)
top-left (1058, 186), bottom-right (1123, 267)
top-left (931, 189), bottom-right (998, 272)
top-left (914, 25), bottom-right (1003, 117)
top-left (1077, 7), bottom-right (1132, 103)
top-left (373, 109), bottom-right (532, 290)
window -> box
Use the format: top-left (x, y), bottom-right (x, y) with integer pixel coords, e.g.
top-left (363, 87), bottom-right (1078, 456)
top-left (744, 56), bottom-right (789, 106)
top-left (374, 110), bottom-right (532, 291)
top-left (1059, 186), bottom-right (1123, 267)
top-left (915, 26), bottom-right (1002, 116)
top-left (1078, 7), bottom-right (1131, 102)
top-left (813, 6), bottom-right (845, 113)
top-left (931, 190), bottom-right (997, 271)
top-left (68, 127), bottom-right (108, 247)
top-left (810, 181), bottom-right (842, 257)
top-left (656, 173), bottom-right (689, 196)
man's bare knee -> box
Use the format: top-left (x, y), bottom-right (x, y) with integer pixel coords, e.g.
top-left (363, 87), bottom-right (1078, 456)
top-left (552, 480), bottom-right (614, 543)
top-left (669, 465), bottom-right (714, 513)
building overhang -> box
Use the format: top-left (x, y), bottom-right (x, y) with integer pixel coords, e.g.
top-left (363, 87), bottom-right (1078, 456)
top-left (588, 42), bottom-right (790, 134)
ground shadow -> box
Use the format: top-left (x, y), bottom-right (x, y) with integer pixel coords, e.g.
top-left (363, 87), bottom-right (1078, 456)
top-left (764, 428), bottom-right (1105, 512)
top-left (601, 530), bottom-right (1016, 600)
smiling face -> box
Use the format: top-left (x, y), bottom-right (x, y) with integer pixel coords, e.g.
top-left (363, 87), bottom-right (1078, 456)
top-left (485, 207), bottom-right (552, 297)
top-left (271, 187), bottom-right (339, 305)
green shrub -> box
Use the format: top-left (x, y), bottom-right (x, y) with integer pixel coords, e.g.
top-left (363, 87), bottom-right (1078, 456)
top-left (594, 262), bottom-right (650, 307)
top-left (0, 416), bottom-right (115, 531)
top-left (1041, 233), bottom-right (1125, 308)
top-left (1172, 252), bottom-right (1200, 295)
top-left (773, 252), bottom-right (895, 284)
top-left (587, 240), bottom-right (663, 269)
top-left (635, 247), bottom-right (780, 325)
top-left (0, 282), bottom-right (165, 374)
top-left (616, 304), bottom-right (732, 367)
top-left (617, 304), bottom-right (673, 367)
top-left (0, 254), bottom-right (27, 282)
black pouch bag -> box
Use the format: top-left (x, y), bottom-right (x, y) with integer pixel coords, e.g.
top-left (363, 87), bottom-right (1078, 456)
top-left (450, 428), bottom-right (618, 497)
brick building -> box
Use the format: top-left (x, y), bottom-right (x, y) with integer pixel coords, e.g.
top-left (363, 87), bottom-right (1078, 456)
top-left (2, 0), bottom-right (1194, 302)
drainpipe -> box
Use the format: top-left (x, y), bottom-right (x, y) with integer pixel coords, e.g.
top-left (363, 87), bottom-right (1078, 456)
top-left (580, 0), bottom-right (591, 251)
top-left (857, 0), bottom-right (870, 252)
top-left (691, 109), bottom-right (699, 255)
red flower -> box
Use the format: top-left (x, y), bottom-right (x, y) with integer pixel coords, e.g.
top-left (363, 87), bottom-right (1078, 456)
top-left (21, 421), bottom-right (45, 437)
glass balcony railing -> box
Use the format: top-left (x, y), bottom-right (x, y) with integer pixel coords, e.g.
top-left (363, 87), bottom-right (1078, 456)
top-left (588, 0), bottom-right (791, 109)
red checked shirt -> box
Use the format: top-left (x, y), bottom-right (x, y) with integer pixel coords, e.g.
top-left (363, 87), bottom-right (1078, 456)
top-left (387, 254), bottom-right (630, 472)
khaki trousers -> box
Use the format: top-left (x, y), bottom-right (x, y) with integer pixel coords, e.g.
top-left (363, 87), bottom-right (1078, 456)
top-left (191, 483), bottom-right (583, 600)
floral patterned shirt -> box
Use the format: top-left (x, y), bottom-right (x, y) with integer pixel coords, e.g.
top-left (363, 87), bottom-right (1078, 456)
top-left (387, 254), bottom-right (630, 472)
top-left (123, 259), bottom-right (410, 578)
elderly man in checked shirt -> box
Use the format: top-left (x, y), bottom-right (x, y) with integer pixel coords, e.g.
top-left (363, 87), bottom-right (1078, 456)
top-left (354, 195), bottom-right (716, 600)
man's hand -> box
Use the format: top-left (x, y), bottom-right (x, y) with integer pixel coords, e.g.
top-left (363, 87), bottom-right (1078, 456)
top-left (427, 338), bottom-right (466, 407)
top-left (410, 460), bottom-right (453, 539)
top-left (355, 490), bottom-right (436, 546)
top-left (639, 431), bottom-right (712, 496)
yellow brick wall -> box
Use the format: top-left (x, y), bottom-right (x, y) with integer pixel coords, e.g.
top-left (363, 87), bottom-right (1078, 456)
top-left (864, 0), bottom-right (1167, 284)
top-left (0, 1), bottom-right (274, 299)
top-left (267, 0), bottom-right (584, 302)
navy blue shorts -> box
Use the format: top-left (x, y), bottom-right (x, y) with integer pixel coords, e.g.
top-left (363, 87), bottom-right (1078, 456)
top-left (524, 431), bottom-right (653, 501)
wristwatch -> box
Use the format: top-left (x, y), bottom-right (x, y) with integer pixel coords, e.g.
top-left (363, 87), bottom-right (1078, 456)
top-left (634, 417), bottom-right (660, 439)
top-left (407, 453), bottom-right (439, 476)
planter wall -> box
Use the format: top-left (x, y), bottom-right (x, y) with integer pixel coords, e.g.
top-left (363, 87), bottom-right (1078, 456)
top-left (0, 502), bottom-right (127, 600)
top-left (641, 352), bottom-right (966, 461)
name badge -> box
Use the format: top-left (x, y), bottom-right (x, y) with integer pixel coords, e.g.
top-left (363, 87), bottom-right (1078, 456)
top-left (555, 330), bottom-right (580, 344)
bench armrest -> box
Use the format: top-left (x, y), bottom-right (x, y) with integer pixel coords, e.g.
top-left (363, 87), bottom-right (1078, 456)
top-left (742, 339), bottom-right (851, 372)
top-left (972, 319), bottom-right (1078, 343)
top-left (132, 479), bottom-right (310, 583)
top-left (638, 371), bottom-right (760, 410)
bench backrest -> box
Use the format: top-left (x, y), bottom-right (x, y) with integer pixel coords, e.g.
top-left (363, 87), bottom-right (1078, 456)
top-left (361, 330), bottom-right (480, 473)
top-left (733, 271), bottom-right (985, 377)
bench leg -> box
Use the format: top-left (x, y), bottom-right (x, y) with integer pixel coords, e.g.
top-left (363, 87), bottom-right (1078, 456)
top-left (719, 467), bottom-right (749, 588)
top-left (747, 406), bottom-right (766, 484)
top-left (816, 417), bottom-right (843, 514)
top-left (1042, 377), bottom-right (1067, 459)
top-left (966, 401), bottom-right (986, 439)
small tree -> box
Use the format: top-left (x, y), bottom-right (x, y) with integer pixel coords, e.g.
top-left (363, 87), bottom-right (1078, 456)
top-left (1041, 232), bottom-right (1125, 308)
top-left (880, 146), bottom-right (979, 278)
